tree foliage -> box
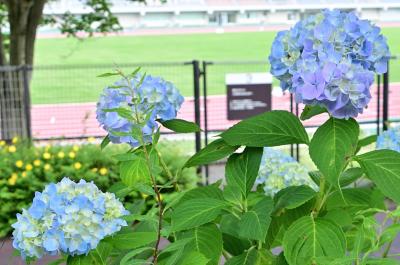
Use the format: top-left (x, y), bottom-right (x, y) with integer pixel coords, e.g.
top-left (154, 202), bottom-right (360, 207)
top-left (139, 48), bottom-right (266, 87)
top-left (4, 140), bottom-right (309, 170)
top-left (0, 0), bottom-right (145, 66)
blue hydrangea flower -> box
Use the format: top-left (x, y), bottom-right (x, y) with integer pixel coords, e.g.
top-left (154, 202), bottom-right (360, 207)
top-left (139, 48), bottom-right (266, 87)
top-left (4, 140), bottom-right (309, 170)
top-left (376, 126), bottom-right (400, 152)
top-left (255, 148), bottom-right (316, 196)
top-left (12, 178), bottom-right (129, 259)
top-left (96, 74), bottom-right (184, 147)
top-left (269, 9), bottom-right (390, 119)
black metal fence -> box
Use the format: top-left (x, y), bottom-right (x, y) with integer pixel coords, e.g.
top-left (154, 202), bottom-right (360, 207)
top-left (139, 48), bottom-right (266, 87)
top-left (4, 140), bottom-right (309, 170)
top-left (0, 66), bottom-right (32, 140)
top-left (0, 60), bottom-right (397, 156)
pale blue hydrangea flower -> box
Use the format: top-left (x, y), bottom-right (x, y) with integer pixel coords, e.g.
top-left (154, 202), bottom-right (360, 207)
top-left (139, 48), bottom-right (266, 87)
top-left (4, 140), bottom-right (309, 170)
top-left (376, 126), bottom-right (400, 152)
top-left (12, 178), bottom-right (129, 259)
top-left (96, 74), bottom-right (184, 147)
top-left (269, 9), bottom-right (390, 119)
top-left (255, 148), bottom-right (316, 196)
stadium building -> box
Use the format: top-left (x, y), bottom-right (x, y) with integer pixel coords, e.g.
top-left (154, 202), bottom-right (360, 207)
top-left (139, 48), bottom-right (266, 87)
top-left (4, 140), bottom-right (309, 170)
top-left (44, 0), bottom-right (400, 31)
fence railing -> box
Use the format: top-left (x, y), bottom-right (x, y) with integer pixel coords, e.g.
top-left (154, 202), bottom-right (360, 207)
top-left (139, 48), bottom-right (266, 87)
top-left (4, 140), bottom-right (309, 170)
top-left (0, 66), bottom-right (32, 140)
top-left (0, 60), bottom-right (396, 147)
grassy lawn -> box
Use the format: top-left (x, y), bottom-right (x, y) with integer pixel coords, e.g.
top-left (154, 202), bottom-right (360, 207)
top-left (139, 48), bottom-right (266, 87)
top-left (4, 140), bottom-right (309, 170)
top-left (32, 28), bottom-right (400, 104)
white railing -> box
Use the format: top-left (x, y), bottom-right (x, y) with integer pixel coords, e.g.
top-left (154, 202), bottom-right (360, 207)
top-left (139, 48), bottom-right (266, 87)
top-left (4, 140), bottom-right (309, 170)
top-left (43, 0), bottom-right (400, 14)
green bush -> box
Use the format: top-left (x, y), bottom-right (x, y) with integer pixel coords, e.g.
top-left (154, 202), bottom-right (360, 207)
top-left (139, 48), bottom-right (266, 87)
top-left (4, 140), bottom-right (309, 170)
top-left (0, 138), bottom-right (197, 237)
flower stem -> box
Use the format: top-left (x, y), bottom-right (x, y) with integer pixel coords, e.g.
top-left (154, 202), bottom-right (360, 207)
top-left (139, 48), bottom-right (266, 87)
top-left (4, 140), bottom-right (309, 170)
top-left (123, 71), bottom-right (163, 264)
top-left (142, 144), bottom-right (163, 265)
top-left (382, 216), bottom-right (399, 258)
top-left (156, 148), bottom-right (179, 192)
top-left (313, 176), bottom-right (326, 216)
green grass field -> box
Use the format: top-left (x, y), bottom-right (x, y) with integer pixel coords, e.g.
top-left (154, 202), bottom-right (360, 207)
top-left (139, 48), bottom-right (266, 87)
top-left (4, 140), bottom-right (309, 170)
top-left (32, 28), bottom-right (400, 104)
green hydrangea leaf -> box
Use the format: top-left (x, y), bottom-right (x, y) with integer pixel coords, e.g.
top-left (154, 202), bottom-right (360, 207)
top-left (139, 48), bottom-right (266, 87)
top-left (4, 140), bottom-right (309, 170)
top-left (283, 216), bottom-right (346, 265)
top-left (238, 196), bottom-right (273, 242)
top-left (171, 198), bottom-right (227, 231)
top-left (226, 147), bottom-right (263, 197)
top-left (309, 117), bottom-right (359, 187)
top-left (273, 185), bottom-right (317, 212)
top-left (160, 119), bottom-right (201, 133)
top-left (184, 139), bottom-right (239, 168)
top-left (300, 105), bottom-right (327, 121)
top-left (179, 223), bottom-right (223, 265)
top-left (220, 111), bottom-right (309, 147)
top-left (355, 150), bottom-right (400, 203)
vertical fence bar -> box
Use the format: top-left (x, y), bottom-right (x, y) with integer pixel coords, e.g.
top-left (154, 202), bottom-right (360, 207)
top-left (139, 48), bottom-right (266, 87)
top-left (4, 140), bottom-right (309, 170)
top-left (376, 75), bottom-right (381, 135)
top-left (383, 62), bottom-right (389, 131)
top-left (191, 60), bottom-right (204, 182)
top-left (22, 65), bottom-right (32, 139)
top-left (202, 61), bottom-right (210, 184)
top-left (192, 60), bottom-right (202, 153)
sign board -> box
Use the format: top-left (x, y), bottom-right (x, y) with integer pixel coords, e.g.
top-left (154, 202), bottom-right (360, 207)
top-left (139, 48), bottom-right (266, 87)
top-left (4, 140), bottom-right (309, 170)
top-left (226, 73), bottom-right (272, 120)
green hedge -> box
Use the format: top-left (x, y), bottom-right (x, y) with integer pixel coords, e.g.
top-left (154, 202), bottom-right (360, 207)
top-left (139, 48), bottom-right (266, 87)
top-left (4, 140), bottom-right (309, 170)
top-left (0, 138), bottom-right (198, 237)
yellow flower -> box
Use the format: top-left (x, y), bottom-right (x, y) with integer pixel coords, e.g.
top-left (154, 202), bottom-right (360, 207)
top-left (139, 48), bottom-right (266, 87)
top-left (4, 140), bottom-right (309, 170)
top-left (25, 164), bottom-right (33, 171)
top-left (44, 164), bottom-right (51, 171)
top-left (88, 137), bottom-right (96, 143)
top-left (91, 168), bottom-right (98, 172)
top-left (99, 168), bottom-right (108, 176)
top-left (8, 173), bottom-right (18, 185)
top-left (8, 145), bottom-right (16, 153)
top-left (22, 171), bottom-right (27, 178)
top-left (73, 145), bottom-right (80, 152)
top-left (57, 151), bottom-right (65, 159)
top-left (141, 193), bottom-right (149, 199)
top-left (74, 162), bottom-right (82, 170)
top-left (15, 160), bottom-right (23, 168)
top-left (69, 152), bottom-right (76, 159)
top-left (33, 160), bottom-right (41, 167)
top-left (12, 136), bottom-right (19, 144)
top-left (0, 140), bottom-right (5, 146)
top-left (43, 152), bottom-right (51, 159)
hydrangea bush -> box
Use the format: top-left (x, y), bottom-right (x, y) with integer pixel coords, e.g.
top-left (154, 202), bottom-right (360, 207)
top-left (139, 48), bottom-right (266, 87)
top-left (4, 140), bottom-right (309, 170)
top-left (12, 178), bottom-right (128, 259)
top-left (377, 126), bottom-right (400, 152)
top-left (269, 9), bottom-right (390, 119)
top-left (96, 73), bottom-right (184, 147)
top-left (256, 147), bottom-right (315, 196)
top-left (13, 10), bottom-right (400, 265)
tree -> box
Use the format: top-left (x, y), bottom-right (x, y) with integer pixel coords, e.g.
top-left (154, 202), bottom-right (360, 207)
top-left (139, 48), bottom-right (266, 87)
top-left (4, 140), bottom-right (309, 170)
top-left (0, 0), bottom-right (144, 140)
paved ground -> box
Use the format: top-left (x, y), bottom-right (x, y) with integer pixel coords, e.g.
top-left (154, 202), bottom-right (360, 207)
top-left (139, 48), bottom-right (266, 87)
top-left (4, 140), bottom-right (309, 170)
top-left (31, 84), bottom-right (400, 139)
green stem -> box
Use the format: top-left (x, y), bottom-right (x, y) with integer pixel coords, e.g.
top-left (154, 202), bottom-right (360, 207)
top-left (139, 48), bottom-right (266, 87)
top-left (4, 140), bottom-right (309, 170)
top-left (361, 215), bottom-right (390, 263)
top-left (242, 198), bottom-right (248, 213)
top-left (124, 72), bottom-right (163, 265)
top-left (313, 176), bottom-right (326, 216)
top-left (156, 148), bottom-right (179, 192)
top-left (142, 144), bottom-right (163, 265)
top-left (382, 217), bottom-right (400, 258)
top-left (222, 250), bottom-right (232, 260)
top-left (257, 240), bottom-right (262, 250)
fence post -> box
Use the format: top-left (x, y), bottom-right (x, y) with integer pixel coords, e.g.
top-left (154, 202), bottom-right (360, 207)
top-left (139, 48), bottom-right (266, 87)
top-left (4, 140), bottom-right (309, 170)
top-left (192, 60), bottom-right (202, 154)
top-left (202, 61), bottom-right (210, 184)
top-left (376, 75), bottom-right (381, 135)
top-left (22, 65), bottom-right (32, 139)
top-left (383, 62), bottom-right (389, 131)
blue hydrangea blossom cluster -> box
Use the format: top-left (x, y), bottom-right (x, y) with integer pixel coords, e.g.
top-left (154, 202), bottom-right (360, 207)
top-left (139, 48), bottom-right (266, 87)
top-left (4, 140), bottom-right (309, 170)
top-left (96, 74), bottom-right (184, 147)
top-left (12, 178), bottom-right (128, 259)
top-left (269, 9), bottom-right (390, 119)
top-left (255, 148), bottom-right (316, 196)
top-left (376, 126), bottom-right (400, 152)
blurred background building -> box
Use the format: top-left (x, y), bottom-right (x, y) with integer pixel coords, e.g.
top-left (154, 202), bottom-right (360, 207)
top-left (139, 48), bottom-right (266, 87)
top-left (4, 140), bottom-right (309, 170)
top-left (43, 0), bottom-right (400, 31)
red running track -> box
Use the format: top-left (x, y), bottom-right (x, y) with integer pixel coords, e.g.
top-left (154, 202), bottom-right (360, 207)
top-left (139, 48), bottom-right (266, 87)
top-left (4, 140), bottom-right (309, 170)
top-left (31, 84), bottom-right (400, 139)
